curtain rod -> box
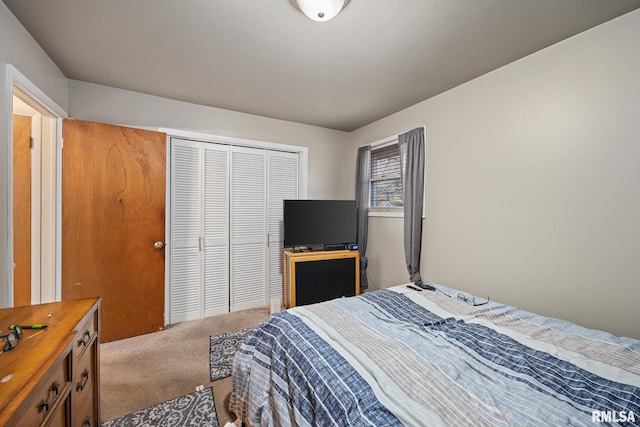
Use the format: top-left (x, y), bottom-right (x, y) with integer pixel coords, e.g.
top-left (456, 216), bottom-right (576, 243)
top-left (360, 125), bottom-right (426, 149)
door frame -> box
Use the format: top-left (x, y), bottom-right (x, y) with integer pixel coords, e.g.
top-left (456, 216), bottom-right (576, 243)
top-left (161, 128), bottom-right (308, 325)
top-left (1, 64), bottom-right (66, 307)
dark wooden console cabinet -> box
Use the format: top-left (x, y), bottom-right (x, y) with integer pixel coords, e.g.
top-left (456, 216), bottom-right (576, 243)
top-left (284, 250), bottom-right (360, 308)
top-left (0, 298), bottom-right (101, 427)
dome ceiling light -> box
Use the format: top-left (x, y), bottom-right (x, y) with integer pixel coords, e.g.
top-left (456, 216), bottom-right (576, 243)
top-left (295, 0), bottom-right (350, 22)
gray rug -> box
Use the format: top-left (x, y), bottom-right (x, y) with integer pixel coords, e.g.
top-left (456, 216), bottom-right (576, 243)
top-left (102, 387), bottom-right (218, 427)
top-left (209, 328), bottom-right (253, 381)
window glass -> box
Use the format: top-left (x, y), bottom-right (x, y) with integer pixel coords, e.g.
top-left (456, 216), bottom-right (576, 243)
top-left (370, 143), bottom-right (402, 208)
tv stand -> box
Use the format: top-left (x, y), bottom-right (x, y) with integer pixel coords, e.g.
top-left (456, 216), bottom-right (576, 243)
top-left (284, 250), bottom-right (360, 308)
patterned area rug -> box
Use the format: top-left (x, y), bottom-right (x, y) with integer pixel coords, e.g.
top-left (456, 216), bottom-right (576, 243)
top-left (209, 328), bottom-right (253, 381)
top-left (102, 387), bottom-right (218, 427)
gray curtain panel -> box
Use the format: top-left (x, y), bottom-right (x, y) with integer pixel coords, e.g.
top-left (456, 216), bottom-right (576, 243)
top-left (398, 127), bottom-right (425, 284)
top-left (355, 145), bottom-right (370, 290)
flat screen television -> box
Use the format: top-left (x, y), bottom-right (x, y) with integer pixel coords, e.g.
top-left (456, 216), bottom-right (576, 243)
top-left (283, 199), bottom-right (357, 249)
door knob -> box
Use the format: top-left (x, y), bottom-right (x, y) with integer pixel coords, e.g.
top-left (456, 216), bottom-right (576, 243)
top-left (154, 241), bottom-right (165, 249)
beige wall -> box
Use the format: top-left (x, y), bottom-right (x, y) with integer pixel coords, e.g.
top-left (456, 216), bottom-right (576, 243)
top-left (349, 10), bottom-right (640, 339)
top-left (0, 3), bottom-right (68, 110)
top-left (0, 3), bottom-right (68, 307)
top-left (68, 80), bottom-right (351, 199)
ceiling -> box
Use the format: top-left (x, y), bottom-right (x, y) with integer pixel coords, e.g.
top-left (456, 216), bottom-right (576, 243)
top-left (4, 0), bottom-right (640, 132)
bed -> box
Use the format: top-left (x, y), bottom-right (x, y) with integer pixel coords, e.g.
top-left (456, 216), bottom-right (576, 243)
top-left (229, 284), bottom-right (640, 426)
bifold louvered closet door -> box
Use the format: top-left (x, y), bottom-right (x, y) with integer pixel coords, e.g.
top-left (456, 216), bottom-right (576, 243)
top-left (169, 138), bottom-right (298, 323)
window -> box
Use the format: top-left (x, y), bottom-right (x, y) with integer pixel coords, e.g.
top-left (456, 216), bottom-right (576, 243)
top-left (370, 142), bottom-right (403, 209)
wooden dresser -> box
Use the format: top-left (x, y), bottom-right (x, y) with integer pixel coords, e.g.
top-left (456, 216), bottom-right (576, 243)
top-left (0, 298), bottom-right (100, 427)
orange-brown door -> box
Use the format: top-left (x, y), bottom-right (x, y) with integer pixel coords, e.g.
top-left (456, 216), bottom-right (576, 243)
top-left (13, 115), bottom-right (31, 307)
top-left (62, 119), bottom-right (166, 342)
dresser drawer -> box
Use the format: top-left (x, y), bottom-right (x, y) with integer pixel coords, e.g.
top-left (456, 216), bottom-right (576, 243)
top-left (16, 353), bottom-right (72, 427)
top-left (74, 380), bottom-right (97, 427)
top-left (74, 342), bottom-right (95, 396)
top-left (74, 309), bottom-right (98, 360)
top-left (43, 396), bottom-right (71, 427)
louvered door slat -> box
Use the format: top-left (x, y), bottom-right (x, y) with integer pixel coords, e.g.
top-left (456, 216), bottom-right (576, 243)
top-left (267, 151), bottom-right (299, 303)
top-left (203, 144), bottom-right (229, 316)
top-left (230, 147), bottom-right (266, 310)
top-left (204, 246), bottom-right (229, 316)
top-left (170, 138), bottom-right (303, 321)
top-left (170, 139), bottom-right (202, 322)
top-left (231, 243), bottom-right (266, 309)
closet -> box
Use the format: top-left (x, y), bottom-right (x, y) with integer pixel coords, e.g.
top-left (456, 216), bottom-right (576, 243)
top-left (169, 137), bottom-right (300, 323)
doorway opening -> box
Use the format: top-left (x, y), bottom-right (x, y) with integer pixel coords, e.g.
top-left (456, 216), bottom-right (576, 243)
top-left (9, 66), bottom-right (65, 306)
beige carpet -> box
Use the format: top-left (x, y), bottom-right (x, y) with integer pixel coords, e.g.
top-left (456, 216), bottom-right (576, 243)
top-left (100, 307), bottom-right (270, 424)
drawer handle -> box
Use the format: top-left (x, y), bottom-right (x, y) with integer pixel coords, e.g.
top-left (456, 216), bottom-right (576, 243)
top-left (77, 330), bottom-right (92, 348)
top-left (37, 381), bottom-right (60, 413)
top-left (76, 368), bottom-right (90, 392)
top-left (82, 416), bottom-right (92, 426)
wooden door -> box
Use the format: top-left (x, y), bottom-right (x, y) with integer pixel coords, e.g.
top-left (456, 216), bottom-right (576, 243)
top-left (62, 119), bottom-right (166, 342)
top-left (13, 115), bottom-right (32, 307)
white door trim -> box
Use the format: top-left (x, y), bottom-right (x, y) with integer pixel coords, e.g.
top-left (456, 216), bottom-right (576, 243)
top-left (1, 64), bottom-right (67, 307)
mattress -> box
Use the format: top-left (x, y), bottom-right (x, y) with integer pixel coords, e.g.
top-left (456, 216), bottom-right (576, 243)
top-left (230, 284), bottom-right (640, 426)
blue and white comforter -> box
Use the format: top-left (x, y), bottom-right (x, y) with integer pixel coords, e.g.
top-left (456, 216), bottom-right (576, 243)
top-left (230, 286), bottom-right (640, 426)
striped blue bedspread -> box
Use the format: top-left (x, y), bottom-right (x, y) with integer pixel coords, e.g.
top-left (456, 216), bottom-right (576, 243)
top-left (230, 285), bottom-right (640, 426)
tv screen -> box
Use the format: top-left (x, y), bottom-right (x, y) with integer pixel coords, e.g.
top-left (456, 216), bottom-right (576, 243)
top-left (284, 200), bottom-right (357, 249)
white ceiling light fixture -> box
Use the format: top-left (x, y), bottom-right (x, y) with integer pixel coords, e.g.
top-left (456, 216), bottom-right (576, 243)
top-left (295, 0), bottom-right (350, 22)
